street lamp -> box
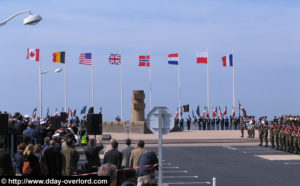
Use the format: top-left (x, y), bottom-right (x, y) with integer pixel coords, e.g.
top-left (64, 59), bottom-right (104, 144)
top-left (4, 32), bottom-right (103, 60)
top-left (40, 68), bottom-right (62, 119)
top-left (0, 10), bottom-right (42, 26)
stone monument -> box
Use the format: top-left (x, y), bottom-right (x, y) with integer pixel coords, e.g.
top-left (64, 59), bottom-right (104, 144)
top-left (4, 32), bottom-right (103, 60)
top-left (131, 90), bottom-right (145, 121)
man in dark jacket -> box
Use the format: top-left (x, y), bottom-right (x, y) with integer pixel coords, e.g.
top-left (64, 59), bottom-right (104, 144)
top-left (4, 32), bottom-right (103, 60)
top-left (137, 151), bottom-right (158, 185)
top-left (43, 140), bottom-right (59, 176)
top-left (103, 140), bottom-right (123, 169)
top-left (84, 139), bottom-right (103, 171)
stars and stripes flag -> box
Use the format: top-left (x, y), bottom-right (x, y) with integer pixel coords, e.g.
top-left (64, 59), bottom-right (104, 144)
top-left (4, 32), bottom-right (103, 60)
top-left (138, 55), bottom-right (150, 67)
top-left (109, 54), bottom-right (121, 65)
top-left (79, 53), bottom-right (92, 65)
top-left (196, 51), bottom-right (208, 64)
top-left (26, 48), bottom-right (40, 62)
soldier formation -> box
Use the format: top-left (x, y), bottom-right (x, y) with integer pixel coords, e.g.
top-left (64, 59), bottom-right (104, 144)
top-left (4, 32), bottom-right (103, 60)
top-left (258, 115), bottom-right (300, 154)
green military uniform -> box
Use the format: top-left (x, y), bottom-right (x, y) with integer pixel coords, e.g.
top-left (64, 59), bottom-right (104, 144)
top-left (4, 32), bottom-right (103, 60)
top-left (240, 118), bottom-right (244, 138)
top-left (279, 127), bottom-right (284, 150)
top-left (263, 123), bottom-right (269, 147)
top-left (275, 124), bottom-right (280, 149)
top-left (270, 123), bottom-right (275, 148)
top-left (258, 123), bottom-right (264, 146)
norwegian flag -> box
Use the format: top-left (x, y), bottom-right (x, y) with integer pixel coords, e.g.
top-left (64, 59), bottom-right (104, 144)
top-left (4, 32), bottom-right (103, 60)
top-left (139, 55), bottom-right (150, 67)
top-left (26, 48), bottom-right (40, 62)
top-left (109, 54), bottom-right (121, 65)
top-left (32, 108), bottom-right (37, 119)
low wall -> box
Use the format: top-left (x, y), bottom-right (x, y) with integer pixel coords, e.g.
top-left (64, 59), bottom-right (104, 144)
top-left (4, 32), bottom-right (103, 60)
top-left (102, 121), bottom-right (153, 134)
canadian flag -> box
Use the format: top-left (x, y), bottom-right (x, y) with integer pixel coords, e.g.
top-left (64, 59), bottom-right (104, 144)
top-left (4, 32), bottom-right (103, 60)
top-left (26, 48), bottom-right (40, 62)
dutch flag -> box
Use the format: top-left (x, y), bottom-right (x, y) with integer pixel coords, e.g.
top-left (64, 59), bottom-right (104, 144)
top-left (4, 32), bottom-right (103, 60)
top-left (168, 53), bottom-right (179, 65)
top-left (222, 54), bottom-right (233, 67)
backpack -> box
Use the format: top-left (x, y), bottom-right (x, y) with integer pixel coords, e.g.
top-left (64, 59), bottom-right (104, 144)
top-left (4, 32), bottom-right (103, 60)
top-left (22, 158), bottom-right (32, 175)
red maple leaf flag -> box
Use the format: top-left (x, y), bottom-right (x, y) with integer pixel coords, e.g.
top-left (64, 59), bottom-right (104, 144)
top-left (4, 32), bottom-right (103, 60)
top-left (26, 48), bottom-right (40, 62)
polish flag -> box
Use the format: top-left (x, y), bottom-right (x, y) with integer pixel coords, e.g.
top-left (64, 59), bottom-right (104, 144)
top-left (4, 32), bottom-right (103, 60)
top-left (26, 48), bottom-right (40, 62)
top-left (196, 52), bottom-right (208, 64)
top-left (222, 54), bottom-right (233, 67)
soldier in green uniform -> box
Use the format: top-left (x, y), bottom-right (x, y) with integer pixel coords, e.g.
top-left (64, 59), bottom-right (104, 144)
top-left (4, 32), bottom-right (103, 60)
top-left (240, 117), bottom-right (245, 138)
top-left (258, 119), bottom-right (264, 146)
top-left (269, 122), bottom-right (275, 148)
top-left (275, 122), bottom-right (280, 149)
top-left (279, 125), bottom-right (284, 150)
top-left (296, 128), bottom-right (300, 154)
top-left (263, 119), bottom-right (269, 147)
top-left (283, 125), bottom-right (288, 151)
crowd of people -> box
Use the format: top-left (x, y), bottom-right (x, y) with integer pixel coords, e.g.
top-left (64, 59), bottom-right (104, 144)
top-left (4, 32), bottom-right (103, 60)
top-left (0, 112), bottom-right (159, 186)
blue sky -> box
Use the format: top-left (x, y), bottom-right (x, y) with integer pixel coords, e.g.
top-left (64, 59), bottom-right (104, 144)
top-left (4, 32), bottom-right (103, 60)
top-left (1, 0), bottom-right (300, 120)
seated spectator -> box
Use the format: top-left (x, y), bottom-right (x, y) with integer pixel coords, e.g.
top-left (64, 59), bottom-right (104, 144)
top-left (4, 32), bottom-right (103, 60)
top-left (0, 141), bottom-right (14, 176)
top-left (61, 135), bottom-right (79, 176)
top-left (103, 140), bottom-right (123, 169)
top-left (21, 144), bottom-right (40, 176)
top-left (98, 163), bottom-right (117, 186)
top-left (129, 140), bottom-right (147, 169)
top-left (137, 152), bottom-right (158, 186)
top-left (84, 139), bottom-right (103, 171)
top-left (121, 138), bottom-right (134, 168)
top-left (14, 143), bottom-right (26, 175)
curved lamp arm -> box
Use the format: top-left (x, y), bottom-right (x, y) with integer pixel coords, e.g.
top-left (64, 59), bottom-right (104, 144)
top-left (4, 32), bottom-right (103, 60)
top-left (0, 10), bottom-right (31, 26)
top-left (42, 68), bottom-right (62, 75)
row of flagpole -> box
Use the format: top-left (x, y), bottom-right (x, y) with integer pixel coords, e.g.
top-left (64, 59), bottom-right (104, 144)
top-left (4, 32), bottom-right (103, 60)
top-left (28, 48), bottom-right (235, 120)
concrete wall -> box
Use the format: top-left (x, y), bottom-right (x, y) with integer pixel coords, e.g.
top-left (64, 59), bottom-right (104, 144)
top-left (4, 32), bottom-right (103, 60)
top-left (102, 121), bottom-right (153, 134)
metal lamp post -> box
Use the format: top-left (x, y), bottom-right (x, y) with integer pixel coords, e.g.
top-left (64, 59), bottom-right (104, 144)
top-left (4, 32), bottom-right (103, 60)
top-left (0, 10), bottom-right (42, 26)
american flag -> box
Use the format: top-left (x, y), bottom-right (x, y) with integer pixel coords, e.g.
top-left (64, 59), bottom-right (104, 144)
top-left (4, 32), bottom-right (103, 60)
top-left (109, 54), bottom-right (121, 65)
top-left (79, 53), bottom-right (92, 65)
top-left (139, 55), bottom-right (150, 67)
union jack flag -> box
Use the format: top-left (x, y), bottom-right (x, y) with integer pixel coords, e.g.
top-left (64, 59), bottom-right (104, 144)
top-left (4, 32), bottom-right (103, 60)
top-left (109, 54), bottom-right (121, 65)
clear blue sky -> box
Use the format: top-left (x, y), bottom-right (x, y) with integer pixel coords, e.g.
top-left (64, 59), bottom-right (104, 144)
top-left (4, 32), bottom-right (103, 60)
top-left (1, 0), bottom-right (300, 121)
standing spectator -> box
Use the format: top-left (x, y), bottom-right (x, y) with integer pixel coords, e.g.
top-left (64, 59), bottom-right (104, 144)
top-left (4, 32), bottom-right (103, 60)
top-left (21, 144), bottom-right (40, 176)
top-left (23, 122), bottom-right (38, 143)
top-left (98, 163), bottom-right (117, 186)
top-left (33, 144), bottom-right (42, 160)
top-left (61, 135), bottom-right (79, 176)
top-left (84, 139), bottom-right (104, 172)
top-left (14, 143), bottom-right (26, 176)
top-left (137, 151), bottom-right (158, 186)
top-left (43, 140), bottom-right (59, 176)
top-left (72, 123), bottom-right (78, 135)
top-left (0, 141), bottom-right (14, 176)
top-left (179, 118), bottom-right (184, 131)
top-left (186, 116), bottom-right (191, 130)
top-left (129, 140), bottom-right (147, 169)
top-left (120, 138), bottom-right (134, 168)
top-left (103, 140), bottom-right (123, 169)
top-left (41, 137), bottom-right (50, 156)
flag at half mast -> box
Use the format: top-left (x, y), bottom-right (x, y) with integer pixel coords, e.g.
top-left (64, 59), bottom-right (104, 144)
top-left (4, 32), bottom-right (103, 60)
top-left (79, 53), bottom-right (92, 65)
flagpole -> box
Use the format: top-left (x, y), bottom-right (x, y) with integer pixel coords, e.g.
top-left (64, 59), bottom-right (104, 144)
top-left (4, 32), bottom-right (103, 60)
top-left (64, 59), bottom-right (67, 113)
top-left (232, 48), bottom-right (236, 115)
top-left (177, 53), bottom-right (182, 119)
top-left (149, 52), bottom-right (153, 111)
top-left (91, 59), bottom-right (94, 109)
top-left (39, 60), bottom-right (42, 119)
top-left (120, 54), bottom-right (123, 121)
top-left (206, 48), bottom-right (210, 113)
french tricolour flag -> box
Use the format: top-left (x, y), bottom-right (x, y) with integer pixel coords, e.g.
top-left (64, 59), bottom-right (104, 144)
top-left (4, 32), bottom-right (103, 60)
top-left (168, 53), bottom-right (179, 65)
top-left (222, 54), bottom-right (233, 67)
top-left (196, 52), bottom-right (208, 64)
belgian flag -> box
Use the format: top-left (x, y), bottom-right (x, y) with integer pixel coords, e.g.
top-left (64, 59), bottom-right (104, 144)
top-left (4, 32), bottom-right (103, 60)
top-left (52, 51), bottom-right (65, 63)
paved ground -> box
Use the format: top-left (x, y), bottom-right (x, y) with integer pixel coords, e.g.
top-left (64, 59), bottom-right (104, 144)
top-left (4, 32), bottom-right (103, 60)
top-left (95, 130), bottom-right (259, 144)
top-left (147, 144), bottom-right (300, 186)
top-left (76, 142), bottom-right (300, 186)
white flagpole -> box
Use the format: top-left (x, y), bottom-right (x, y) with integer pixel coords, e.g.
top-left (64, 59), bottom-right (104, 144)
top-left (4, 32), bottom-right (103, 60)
top-left (39, 60), bottom-right (42, 119)
top-left (232, 48), bottom-right (236, 115)
top-left (177, 53), bottom-right (182, 119)
top-left (149, 52), bottom-right (153, 111)
top-left (206, 49), bottom-right (210, 113)
top-left (91, 59), bottom-right (94, 109)
top-left (64, 58), bottom-right (67, 113)
top-left (120, 54), bottom-right (123, 121)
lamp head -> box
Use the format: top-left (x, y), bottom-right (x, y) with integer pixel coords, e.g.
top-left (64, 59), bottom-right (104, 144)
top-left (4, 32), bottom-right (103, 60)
top-left (23, 14), bottom-right (42, 25)
top-left (55, 68), bottom-right (62, 73)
